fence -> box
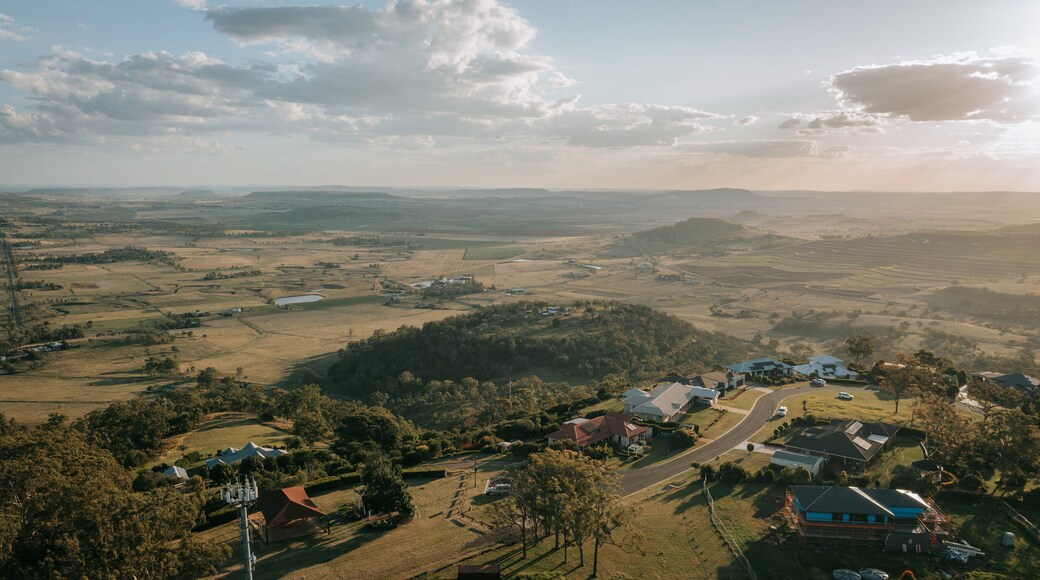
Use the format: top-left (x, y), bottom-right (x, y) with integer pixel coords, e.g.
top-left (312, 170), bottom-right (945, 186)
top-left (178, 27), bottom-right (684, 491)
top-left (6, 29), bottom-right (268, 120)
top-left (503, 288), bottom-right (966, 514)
top-left (702, 478), bottom-right (757, 580)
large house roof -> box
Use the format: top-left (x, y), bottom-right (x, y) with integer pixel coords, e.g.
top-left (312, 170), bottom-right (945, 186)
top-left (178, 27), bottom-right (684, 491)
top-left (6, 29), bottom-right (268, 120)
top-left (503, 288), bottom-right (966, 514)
top-left (791, 486), bottom-right (929, 517)
top-left (204, 441), bottom-right (288, 470)
top-left (792, 355), bottom-right (859, 379)
top-left (785, 420), bottom-right (897, 462)
top-left (548, 412), bottom-right (647, 446)
top-left (977, 371), bottom-right (1039, 393)
top-left (726, 357), bottom-right (792, 374)
top-left (691, 371), bottom-right (736, 389)
top-left (257, 486), bottom-right (326, 528)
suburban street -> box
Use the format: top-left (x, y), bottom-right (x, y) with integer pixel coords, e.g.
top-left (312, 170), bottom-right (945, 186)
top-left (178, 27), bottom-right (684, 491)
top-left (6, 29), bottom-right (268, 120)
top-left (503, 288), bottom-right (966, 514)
top-left (619, 384), bottom-right (841, 495)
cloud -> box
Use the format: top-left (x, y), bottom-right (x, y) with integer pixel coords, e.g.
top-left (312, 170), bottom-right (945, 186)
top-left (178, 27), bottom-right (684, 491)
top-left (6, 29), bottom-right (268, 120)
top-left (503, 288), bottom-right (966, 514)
top-left (0, 12), bottom-right (29, 42)
top-left (0, 1), bottom-right (724, 151)
top-left (830, 52), bottom-right (1038, 123)
top-left (776, 111), bottom-right (880, 135)
top-left (734, 115), bottom-right (758, 126)
top-left (548, 103), bottom-right (717, 147)
top-left (682, 139), bottom-right (820, 158)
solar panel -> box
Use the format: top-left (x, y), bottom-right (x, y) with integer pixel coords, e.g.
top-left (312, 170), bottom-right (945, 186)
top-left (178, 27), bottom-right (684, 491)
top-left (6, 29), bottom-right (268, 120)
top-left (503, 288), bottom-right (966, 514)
top-left (853, 436), bottom-right (872, 450)
top-left (845, 421), bottom-right (863, 434)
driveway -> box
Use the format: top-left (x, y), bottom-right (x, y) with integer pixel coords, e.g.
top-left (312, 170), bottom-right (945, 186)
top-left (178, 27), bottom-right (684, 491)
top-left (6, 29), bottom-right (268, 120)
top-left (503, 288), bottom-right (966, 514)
top-left (619, 383), bottom-right (859, 495)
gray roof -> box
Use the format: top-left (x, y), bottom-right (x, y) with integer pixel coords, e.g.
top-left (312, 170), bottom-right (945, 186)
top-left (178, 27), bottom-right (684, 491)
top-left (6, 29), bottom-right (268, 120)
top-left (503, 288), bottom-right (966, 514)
top-left (790, 486), bottom-right (892, 517)
top-left (791, 486), bottom-right (929, 517)
top-left (204, 441), bottom-right (288, 470)
top-left (785, 419), bottom-right (896, 462)
top-left (163, 465), bottom-right (189, 479)
top-left (726, 357), bottom-right (792, 374)
top-left (771, 450), bottom-right (824, 468)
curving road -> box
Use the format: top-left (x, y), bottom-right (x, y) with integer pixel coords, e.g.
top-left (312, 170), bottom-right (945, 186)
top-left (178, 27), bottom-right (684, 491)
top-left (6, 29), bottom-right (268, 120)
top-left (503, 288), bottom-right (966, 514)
top-left (619, 384), bottom-right (858, 495)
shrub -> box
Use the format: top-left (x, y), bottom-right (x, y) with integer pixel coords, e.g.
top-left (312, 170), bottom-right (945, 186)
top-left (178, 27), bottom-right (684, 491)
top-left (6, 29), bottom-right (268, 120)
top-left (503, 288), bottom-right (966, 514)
top-left (699, 464), bottom-right (717, 481)
top-left (717, 462), bottom-right (750, 483)
top-left (671, 429), bottom-right (698, 449)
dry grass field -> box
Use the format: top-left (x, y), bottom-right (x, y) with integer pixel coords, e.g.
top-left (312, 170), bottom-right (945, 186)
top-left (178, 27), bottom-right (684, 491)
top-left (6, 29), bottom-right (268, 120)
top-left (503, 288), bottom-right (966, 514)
top-left (4, 207), bottom-right (1038, 426)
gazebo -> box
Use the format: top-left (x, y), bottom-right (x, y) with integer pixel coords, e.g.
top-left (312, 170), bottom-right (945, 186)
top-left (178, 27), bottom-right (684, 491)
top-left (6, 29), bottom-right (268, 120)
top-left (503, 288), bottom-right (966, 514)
top-left (256, 486), bottom-right (330, 545)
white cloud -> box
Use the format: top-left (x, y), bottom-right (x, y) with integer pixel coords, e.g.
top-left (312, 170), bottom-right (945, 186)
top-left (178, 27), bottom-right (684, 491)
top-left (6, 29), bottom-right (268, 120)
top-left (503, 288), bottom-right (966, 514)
top-left (734, 115), bottom-right (758, 126)
top-left (0, 1), bottom-right (726, 152)
top-left (0, 12), bottom-right (29, 42)
top-left (829, 52), bottom-right (1038, 123)
top-left (776, 111), bottom-right (881, 135)
top-left (548, 103), bottom-right (717, 147)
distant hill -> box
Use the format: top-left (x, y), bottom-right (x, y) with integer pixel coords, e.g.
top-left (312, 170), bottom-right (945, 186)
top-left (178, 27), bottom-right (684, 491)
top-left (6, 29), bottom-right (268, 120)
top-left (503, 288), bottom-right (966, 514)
top-left (176, 189), bottom-right (219, 199)
top-left (326, 302), bottom-right (753, 399)
top-left (608, 217), bottom-right (792, 257)
top-left (242, 190), bottom-right (401, 203)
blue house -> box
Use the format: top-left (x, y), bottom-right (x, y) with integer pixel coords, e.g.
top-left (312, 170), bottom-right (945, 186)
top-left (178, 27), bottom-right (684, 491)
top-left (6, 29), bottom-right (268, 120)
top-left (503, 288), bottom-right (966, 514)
top-left (786, 486), bottom-right (952, 550)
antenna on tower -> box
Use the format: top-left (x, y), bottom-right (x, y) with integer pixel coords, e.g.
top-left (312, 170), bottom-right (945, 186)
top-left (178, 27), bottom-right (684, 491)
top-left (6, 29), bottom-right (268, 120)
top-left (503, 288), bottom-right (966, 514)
top-left (221, 476), bottom-right (260, 580)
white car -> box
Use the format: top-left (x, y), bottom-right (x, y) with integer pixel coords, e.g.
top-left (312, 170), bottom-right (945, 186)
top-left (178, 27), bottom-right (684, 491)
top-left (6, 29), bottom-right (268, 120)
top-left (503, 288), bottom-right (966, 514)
top-left (810, 378), bottom-right (827, 387)
top-left (859, 569), bottom-right (889, 580)
top-left (776, 406), bottom-right (788, 417)
top-left (837, 392), bottom-right (854, 401)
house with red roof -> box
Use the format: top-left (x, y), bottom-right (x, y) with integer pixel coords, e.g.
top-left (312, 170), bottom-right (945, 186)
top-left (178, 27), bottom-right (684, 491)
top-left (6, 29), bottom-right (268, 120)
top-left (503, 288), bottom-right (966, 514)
top-left (546, 412), bottom-right (650, 449)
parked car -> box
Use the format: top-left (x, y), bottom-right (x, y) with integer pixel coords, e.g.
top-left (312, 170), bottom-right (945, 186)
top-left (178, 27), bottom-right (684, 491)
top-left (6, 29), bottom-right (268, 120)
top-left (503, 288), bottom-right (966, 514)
top-left (832, 570), bottom-right (861, 580)
top-left (859, 569), bottom-right (889, 580)
top-left (486, 483), bottom-right (512, 496)
top-left (837, 392), bottom-right (854, 400)
top-left (810, 378), bottom-right (827, 387)
top-left (776, 406), bottom-right (788, 417)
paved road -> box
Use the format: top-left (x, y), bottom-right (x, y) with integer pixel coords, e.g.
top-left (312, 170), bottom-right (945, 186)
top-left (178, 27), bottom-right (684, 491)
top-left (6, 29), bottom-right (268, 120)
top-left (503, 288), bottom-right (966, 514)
top-left (619, 384), bottom-right (854, 495)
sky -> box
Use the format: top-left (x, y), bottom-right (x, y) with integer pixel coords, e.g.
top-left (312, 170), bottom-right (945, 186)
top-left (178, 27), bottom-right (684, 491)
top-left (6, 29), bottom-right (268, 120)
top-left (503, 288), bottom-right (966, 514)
top-left (0, 0), bottom-right (1038, 191)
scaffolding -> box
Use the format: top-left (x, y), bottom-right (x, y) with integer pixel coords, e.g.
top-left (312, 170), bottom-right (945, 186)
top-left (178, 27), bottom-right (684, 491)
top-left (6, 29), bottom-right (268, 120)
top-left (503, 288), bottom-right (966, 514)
top-left (784, 490), bottom-right (954, 550)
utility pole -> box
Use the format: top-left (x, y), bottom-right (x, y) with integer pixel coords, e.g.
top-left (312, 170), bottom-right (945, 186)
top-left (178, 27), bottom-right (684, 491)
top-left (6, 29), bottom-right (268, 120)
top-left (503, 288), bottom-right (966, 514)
top-left (221, 477), bottom-right (259, 580)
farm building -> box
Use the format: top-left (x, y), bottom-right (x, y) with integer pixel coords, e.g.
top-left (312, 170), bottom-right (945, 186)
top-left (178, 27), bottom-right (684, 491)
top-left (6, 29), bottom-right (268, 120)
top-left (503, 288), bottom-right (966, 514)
top-left (770, 450), bottom-right (824, 476)
top-left (204, 441), bottom-right (288, 470)
top-left (792, 355), bottom-right (860, 379)
top-left (256, 486), bottom-right (330, 545)
top-left (784, 420), bottom-right (898, 469)
top-left (786, 486), bottom-right (952, 550)
top-left (726, 357), bottom-right (792, 379)
top-left (623, 382), bottom-right (719, 422)
top-left (547, 412), bottom-right (649, 448)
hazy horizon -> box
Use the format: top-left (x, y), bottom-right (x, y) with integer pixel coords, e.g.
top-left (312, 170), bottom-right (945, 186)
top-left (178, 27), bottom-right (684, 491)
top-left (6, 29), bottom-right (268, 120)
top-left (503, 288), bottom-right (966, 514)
top-left (1, 1), bottom-right (1038, 190)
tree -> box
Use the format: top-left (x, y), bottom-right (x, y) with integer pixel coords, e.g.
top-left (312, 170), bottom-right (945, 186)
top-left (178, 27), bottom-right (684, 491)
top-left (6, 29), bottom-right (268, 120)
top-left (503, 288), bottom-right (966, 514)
top-left (877, 355), bottom-right (933, 415)
top-left (746, 442), bottom-right (755, 454)
top-left (915, 394), bottom-right (973, 467)
top-left (0, 426), bottom-right (229, 578)
top-left (208, 462), bottom-right (235, 484)
top-left (670, 429), bottom-right (698, 449)
top-left (361, 454), bottom-right (415, 520)
top-left (842, 334), bottom-right (876, 366)
top-left (979, 409), bottom-right (1040, 475)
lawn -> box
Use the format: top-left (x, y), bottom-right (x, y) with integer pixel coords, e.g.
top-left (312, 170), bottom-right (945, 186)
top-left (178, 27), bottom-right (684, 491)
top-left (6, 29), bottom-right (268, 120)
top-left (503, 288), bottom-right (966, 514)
top-left (684, 406), bottom-right (747, 439)
top-left (939, 494), bottom-right (1040, 578)
top-left (750, 387), bottom-right (912, 443)
top-left (454, 472), bottom-right (735, 579)
top-left (719, 388), bottom-right (768, 411)
top-left (864, 436), bottom-right (926, 487)
top-left (707, 449), bottom-right (774, 474)
top-left (155, 412), bottom-right (292, 467)
top-left (203, 474), bottom-right (492, 579)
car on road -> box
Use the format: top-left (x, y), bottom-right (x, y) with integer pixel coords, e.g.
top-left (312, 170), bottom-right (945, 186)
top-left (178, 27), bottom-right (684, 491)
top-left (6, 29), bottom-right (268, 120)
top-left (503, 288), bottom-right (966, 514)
top-left (810, 378), bottom-right (827, 387)
top-left (859, 569), bottom-right (889, 580)
top-left (837, 392), bottom-right (854, 400)
top-left (776, 406), bottom-right (788, 417)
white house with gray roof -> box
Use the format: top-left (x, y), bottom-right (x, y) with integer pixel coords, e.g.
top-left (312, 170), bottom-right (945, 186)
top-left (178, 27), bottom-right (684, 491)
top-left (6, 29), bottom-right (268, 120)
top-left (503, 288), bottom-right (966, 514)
top-left (623, 381), bottom-right (718, 422)
top-left (204, 441), bottom-right (288, 470)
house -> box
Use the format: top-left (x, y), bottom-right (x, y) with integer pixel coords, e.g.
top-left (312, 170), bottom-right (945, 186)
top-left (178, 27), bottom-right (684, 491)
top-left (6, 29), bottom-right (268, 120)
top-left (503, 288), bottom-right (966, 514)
top-left (257, 486), bottom-right (330, 545)
top-left (623, 382), bottom-right (719, 422)
top-left (786, 485), bottom-right (952, 549)
top-left (792, 356), bottom-right (860, 380)
top-left (770, 450), bottom-right (824, 476)
top-left (726, 357), bottom-right (792, 379)
top-left (973, 371), bottom-right (1039, 394)
top-left (547, 412), bottom-right (649, 448)
top-left (690, 371), bottom-right (745, 393)
top-left (162, 465), bottom-right (189, 479)
top-left (204, 441), bottom-right (288, 470)
top-left (783, 420), bottom-right (898, 468)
